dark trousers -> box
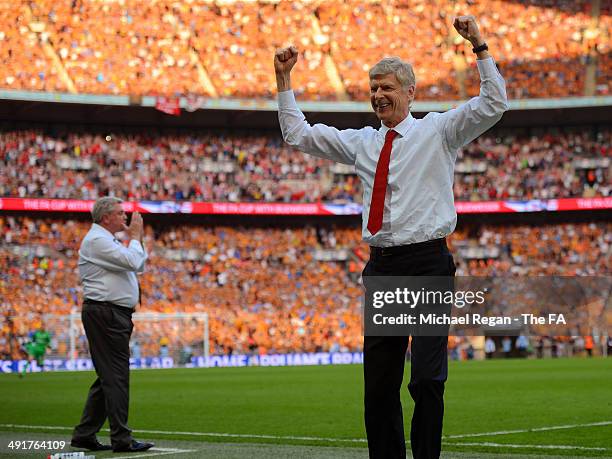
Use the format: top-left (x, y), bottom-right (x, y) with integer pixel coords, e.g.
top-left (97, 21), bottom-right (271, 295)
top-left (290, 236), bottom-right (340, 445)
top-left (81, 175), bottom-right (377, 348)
top-left (73, 301), bottom-right (134, 449)
top-left (363, 239), bottom-right (455, 459)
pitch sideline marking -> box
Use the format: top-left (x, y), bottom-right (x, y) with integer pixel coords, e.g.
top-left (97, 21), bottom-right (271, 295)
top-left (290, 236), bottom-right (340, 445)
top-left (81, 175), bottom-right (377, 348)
top-left (444, 441), bottom-right (608, 452)
top-left (443, 420), bottom-right (612, 439)
top-left (1, 421), bottom-right (611, 445)
top-left (113, 447), bottom-right (195, 459)
top-left (0, 424), bottom-right (365, 443)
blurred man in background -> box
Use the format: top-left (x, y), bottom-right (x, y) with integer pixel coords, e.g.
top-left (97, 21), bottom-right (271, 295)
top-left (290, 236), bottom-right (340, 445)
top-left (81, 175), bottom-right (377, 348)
top-left (71, 197), bottom-right (154, 453)
top-left (20, 321), bottom-right (51, 376)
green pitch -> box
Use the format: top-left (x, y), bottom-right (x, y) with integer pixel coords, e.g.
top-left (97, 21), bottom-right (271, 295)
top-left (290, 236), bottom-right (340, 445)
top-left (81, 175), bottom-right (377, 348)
top-left (1, 358), bottom-right (611, 458)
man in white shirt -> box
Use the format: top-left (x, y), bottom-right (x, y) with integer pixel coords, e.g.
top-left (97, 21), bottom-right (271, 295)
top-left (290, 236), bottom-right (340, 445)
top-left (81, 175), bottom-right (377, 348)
top-left (275, 15), bottom-right (508, 459)
top-left (71, 197), bottom-right (154, 453)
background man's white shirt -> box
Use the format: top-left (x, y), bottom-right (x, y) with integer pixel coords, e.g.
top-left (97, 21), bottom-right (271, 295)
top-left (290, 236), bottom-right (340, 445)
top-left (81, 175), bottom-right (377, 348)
top-left (79, 223), bottom-right (147, 308)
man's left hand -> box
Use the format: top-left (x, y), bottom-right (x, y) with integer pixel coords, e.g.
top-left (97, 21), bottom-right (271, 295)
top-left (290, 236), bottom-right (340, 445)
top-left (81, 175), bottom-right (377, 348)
top-left (453, 15), bottom-right (483, 46)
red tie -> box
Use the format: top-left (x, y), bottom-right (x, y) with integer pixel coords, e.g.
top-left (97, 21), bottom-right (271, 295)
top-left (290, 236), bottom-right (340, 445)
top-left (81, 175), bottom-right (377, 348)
top-left (367, 129), bottom-right (398, 235)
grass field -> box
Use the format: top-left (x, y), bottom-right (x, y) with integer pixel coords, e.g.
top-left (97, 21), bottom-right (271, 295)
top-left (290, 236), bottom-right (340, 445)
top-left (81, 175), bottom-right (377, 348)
top-left (1, 358), bottom-right (611, 458)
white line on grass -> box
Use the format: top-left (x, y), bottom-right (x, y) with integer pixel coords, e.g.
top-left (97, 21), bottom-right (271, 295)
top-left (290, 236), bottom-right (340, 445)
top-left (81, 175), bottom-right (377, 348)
top-left (0, 424), bottom-right (366, 443)
top-left (442, 420), bottom-right (612, 439)
top-left (113, 448), bottom-right (195, 459)
top-left (1, 420), bottom-right (610, 445)
top-left (444, 442), bottom-right (609, 452)
top-left (140, 429), bottom-right (368, 443)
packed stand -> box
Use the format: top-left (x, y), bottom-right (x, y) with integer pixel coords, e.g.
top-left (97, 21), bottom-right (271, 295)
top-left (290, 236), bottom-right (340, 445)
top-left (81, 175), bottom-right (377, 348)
top-left (0, 216), bottom-right (609, 360)
top-left (457, 0), bottom-right (609, 99)
top-left (0, 130), bottom-right (334, 202)
top-left (2, 0), bottom-right (610, 100)
top-left (319, 0), bottom-right (606, 101)
top-left (596, 50), bottom-right (611, 95)
top-left (27, 0), bottom-right (336, 99)
top-left (0, 2), bottom-right (65, 92)
top-left (314, 0), bottom-right (459, 100)
top-left (453, 128), bottom-right (611, 200)
top-left (183, 1), bottom-right (338, 100)
top-left (594, 0), bottom-right (612, 95)
top-left (1, 128), bottom-right (610, 202)
top-left (30, 0), bottom-right (202, 96)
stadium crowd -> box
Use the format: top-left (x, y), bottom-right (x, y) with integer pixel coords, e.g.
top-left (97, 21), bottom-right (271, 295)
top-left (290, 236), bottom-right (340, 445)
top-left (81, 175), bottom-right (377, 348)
top-left (1, 216), bottom-right (609, 360)
top-left (1, 0), bottom-right (610, 99)
top-left (1, 128), bottom-right (609, 202)
top-left (0, 2), bottom-right (65, 93)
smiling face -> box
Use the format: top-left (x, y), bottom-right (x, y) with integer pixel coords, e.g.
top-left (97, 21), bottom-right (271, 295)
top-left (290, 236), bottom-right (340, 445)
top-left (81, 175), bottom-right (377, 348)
top-left (370, 73), bottom-right (415, 128)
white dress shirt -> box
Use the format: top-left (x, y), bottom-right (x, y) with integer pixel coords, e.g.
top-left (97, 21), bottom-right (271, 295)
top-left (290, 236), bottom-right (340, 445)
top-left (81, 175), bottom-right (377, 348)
top-left (79, 223), bottom-right (147, 308)
top-left (278, 57), bottom-right (508, 247)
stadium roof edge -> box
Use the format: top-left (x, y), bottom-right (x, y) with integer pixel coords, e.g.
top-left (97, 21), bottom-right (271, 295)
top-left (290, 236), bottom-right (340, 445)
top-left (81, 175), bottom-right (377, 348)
top-left (1, 89), bottom-right (611, 113)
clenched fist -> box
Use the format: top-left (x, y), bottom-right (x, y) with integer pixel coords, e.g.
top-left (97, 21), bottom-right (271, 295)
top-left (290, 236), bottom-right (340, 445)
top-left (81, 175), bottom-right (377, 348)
top-left (274, 46), bottom-right (299, 75)
top-left (453, 15), bottom-right (483, 46)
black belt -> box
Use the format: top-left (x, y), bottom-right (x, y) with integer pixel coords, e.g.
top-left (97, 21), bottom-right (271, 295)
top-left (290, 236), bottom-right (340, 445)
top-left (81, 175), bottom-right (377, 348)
top-left (370, 238), bottom-right (447, 259)
top-left (83, 298), bottom-right (134, 314)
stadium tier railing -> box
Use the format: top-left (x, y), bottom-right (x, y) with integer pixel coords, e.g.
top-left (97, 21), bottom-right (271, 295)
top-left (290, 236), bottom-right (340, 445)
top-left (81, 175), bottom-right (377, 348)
top-left (1, 89), bottom-right (612, 112)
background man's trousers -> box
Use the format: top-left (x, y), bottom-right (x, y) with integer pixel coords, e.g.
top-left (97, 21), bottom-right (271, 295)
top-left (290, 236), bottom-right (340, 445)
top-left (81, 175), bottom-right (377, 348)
top-left (363, 238), bottom-right (456, 459)
top-left (73, 301), bottom-right (134, 449)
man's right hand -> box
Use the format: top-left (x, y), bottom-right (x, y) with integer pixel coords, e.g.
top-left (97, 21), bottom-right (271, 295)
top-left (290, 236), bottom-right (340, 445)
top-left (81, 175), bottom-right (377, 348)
top-left (274, 46), bottom-right (298, 92)
top-left (124, 212), bottom-right (144, 241)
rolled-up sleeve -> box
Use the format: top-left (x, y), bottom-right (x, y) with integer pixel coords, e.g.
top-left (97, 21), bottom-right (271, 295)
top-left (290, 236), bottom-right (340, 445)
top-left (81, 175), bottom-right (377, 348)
top-left (278, 90), bottom-right (359, 165)
top-left (434, 58), bottom-right (509, 152)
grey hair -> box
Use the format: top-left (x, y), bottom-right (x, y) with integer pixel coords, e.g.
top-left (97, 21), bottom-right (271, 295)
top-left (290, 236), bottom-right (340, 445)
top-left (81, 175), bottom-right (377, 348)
top-left (92, 197), bottom-right (123, 223)
top-left (369, 57), bottom-right (416, 89)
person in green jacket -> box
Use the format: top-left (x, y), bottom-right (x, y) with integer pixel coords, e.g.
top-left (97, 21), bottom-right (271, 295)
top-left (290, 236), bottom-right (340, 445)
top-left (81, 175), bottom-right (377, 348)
top-left (21, 325), bottom-right (51, 376)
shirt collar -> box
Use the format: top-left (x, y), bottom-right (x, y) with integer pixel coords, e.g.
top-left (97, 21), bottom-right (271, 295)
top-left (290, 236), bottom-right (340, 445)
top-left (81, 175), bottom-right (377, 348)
top-left (92, 223), bottom-right (116, 239)
top-left (380, 113), bottom-right (415, 138)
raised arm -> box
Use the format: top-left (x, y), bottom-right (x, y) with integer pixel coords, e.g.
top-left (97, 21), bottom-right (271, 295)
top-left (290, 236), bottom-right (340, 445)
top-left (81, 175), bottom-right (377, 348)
top-left (274, 46), bottom-right (359, 165)
top-left (434, 16), bottom-right (509, 152)
top-left (274, 45), bottom-right (298, 93)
